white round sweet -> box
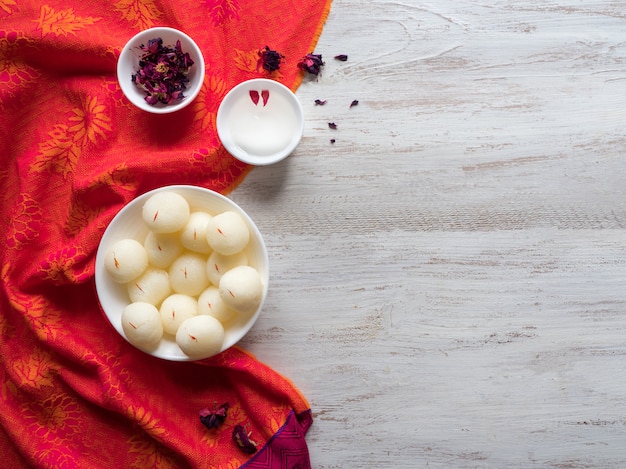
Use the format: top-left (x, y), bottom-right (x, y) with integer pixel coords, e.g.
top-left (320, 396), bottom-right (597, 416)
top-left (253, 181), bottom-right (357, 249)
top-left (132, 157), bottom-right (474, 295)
top-left (206, 250), bottom-right (249, 286)
top-left (142, 191), bottom-right (190, 233)
top-left (127, 267), bottom-right (171, 306)
top-left (159, 293), bottom-right (198, 335)
top-left (198, 286), bottom-right (237, 324)
top-left (144, 231), bottom-right (183, 269)
top-left (206, 211), bottom-right (250, 255)
top-left (168, 252), bottom-right (210, 296)
top-left (176, 315), bottom-right (225, 359)
top-left (121, 302), bottom-right (163, 347)
top-left (104, 238), bottom-right (149, 284)
top-left (219, 265), bottom-right (263, 314)
top-left (180, 211), bottom-right (213, 254)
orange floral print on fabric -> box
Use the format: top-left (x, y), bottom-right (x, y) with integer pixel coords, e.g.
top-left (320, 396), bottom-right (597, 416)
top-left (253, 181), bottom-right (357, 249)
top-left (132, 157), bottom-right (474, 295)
top-left (23, 393), bottom-right (83, 440)
top-left (2, 265), bottom-right (64, 340)
top-left (114, 0), bottom-right (161, 30)
top-left (30, 95), bottom-right (112, 177)
top-left (39, 245), bottom-right (91, 284)
top-left (126, 433), bottom-right (179, 469)
top-left (82, 352), bottom-right (131, 403)
top-left (204, 0), bottom-right (241, 26)
top-left (6, 193), bottom-right (43, 249)
top-left (35, 6), bottom-right (101, 37)
top-left (11, 347), bottom-right (58, 390)
top-left (193, 75), bottom-right (228, 131)
top-left (0, 31), bottom-right (39, 102)
top-left (0, 0), bottom-right (17, 15)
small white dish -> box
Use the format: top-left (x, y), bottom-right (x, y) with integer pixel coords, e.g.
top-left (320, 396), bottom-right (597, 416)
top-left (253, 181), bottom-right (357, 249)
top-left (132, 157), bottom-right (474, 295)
top-left (117, 27), bottom-right (205, 114)
top-left (94, 185), bottom-right (269, 361)
top-left (217, 78), bottom-right (304, 165)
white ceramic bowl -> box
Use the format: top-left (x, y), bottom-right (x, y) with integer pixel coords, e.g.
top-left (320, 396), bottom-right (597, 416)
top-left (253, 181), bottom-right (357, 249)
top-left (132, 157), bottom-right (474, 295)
top-left (217, 78), bottom-right (304, 165)
top-left (117, 27), bottom-right (205, 114)
top-left (94, 185), bottom-right (269, 361)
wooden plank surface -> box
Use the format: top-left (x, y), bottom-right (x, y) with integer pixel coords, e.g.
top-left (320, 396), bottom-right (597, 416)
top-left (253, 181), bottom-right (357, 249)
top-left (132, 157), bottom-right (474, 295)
top-left (230, 1), bottom-right (626, 467)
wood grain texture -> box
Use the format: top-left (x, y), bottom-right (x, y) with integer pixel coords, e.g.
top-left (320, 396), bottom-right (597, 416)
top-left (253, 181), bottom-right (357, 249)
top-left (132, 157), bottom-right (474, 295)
top-left (230, 1), bottom-right (626, 467)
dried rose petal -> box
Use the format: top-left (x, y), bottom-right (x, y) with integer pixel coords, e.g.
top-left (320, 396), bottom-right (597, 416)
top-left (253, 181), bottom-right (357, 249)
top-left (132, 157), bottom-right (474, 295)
top-left (298, 53), bottom-right (324, 76)
top-left (334, 54), bottom-right (348, 61)
top-left (258, 46), bottom-right (284, 72)
top-left (199, 402), bottom-right (229, 430)
top-left (330, 138), bottom-right (336, 144)
top-left (261, 89), bottom-right (270, 106)
top-left (350, 99), bottom-right (359, 108)
top-left (249, 90), bottom-right (260, 105)
top-left (314, 99), bottom-right (327, 106)
top-left (232, 424), bottom-right (257, 454)
top-left (328, 122), bottom-right (337, 129)
top-left (131, 37), bottom-right (194, 106)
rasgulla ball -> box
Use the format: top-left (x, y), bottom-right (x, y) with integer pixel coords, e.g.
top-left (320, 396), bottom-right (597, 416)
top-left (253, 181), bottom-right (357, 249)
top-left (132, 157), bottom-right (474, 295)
top-left (121, 302), bottom-right (163, 347)
top-left (180, 211), bottom-right (213, 254)
top-left (206, 211), bottom-right (250, 255)
top-left (219, 265), bottom-right (264, 314)
top-left (198, 286), bottom-right (237, 324)
top-left (159, 293), bottom-right (198, 335)
top-left (127, 267), bottom-right (171, 306)
top-left (144, 231), bottom-right (183, 269)
top-left (206, 250), bottom-right (249, 287)
top-left (142, 191), bottom-right (190, 233)
top-left (176, 315), bottom-right (225, 359)
top-left (168, 252), bottom-right (210, 296)
top-left (104, 238), bottom-right (149, 284)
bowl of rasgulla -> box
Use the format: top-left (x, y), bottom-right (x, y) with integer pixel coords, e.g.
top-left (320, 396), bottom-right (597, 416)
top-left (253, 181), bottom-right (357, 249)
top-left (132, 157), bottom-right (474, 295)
top-left (95, 185), bottom-right (269, 361)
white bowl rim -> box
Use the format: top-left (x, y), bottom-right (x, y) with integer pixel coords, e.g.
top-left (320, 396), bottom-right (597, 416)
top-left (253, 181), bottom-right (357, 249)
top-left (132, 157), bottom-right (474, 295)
top-left (94, 185), bottom-right (269, 361)
top-left (117, 27), bottom-right (206, 114)
top-left (216, 78), bottom-right (304, 165)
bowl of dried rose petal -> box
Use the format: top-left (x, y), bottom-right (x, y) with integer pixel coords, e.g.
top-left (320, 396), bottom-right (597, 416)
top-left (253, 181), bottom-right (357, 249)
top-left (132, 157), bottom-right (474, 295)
top-left (94, 185), bottom-right (269, 361)
top-left (217, 78), bottom-right (304, 165)
top-left (117, 27), bottom-right (205, 114)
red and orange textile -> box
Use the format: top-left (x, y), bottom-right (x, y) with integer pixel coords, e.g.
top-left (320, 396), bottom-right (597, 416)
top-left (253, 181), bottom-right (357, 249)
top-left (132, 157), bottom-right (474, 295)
top-left (0, 0), bottom-right (331, 467)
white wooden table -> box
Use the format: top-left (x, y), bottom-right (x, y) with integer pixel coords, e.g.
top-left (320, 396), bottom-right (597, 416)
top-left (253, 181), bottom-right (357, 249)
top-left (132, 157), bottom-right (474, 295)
top-left (230, 1), bottom-right (626, 467)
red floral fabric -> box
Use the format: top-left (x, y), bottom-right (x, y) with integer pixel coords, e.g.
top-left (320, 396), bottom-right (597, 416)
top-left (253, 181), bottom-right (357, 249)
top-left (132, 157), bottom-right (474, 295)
top-left (0, 0), bottom-right (331, 467)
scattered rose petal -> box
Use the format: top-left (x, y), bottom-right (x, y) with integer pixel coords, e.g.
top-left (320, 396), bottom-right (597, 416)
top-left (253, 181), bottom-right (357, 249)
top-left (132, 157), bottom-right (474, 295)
top-left (328, 122), bottom-right (337, 129)
top-left (334, 54), bottom-right (348, 61)
top-left (232, 424), bottom-right (257, 454)
top-left (350, 99), bottom-right (359, 108)
top-left (314, 99), bottom-right (327, 106)
top-left (330, 139), bottom-right (336, 144)
top-left (258, 46), bottom-right (284, 72)
top-left (298, 53), bottom-right (325, 75)
top-left (261, 89), bottom-right (270, 106)
top-left (249, 90), bottom-right (260, 105)
top-left (199, 402), bottom-right (229, 430)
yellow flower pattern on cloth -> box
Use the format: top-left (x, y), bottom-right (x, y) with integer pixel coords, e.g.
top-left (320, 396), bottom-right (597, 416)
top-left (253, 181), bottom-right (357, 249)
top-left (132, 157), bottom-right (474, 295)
top-left (35, 6), bottom-right (101, 37)
top-left (0, 0), bottom-right (330, 466)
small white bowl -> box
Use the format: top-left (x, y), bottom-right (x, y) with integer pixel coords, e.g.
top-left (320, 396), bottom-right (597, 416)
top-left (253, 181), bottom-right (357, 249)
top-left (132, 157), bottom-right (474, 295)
top-left (94, 185), bottom-right (269, 361)
top-left (117, 27), bottom-right (205, 114)
top-left (217, 78), bottom-right (304, 165)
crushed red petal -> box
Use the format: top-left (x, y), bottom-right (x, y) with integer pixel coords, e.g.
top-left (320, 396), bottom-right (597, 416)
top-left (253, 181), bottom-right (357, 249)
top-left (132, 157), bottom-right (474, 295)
top-left (328, 122), bottom-right (337, 129)
top-left (314, 99), bottom-right (327, 105)
top-left (334, 54), bottom-right (348, 61)
top-left (132, 37), bottom-right (194, 106)
top-left (350, 99), bottom-right (359, 108)
top-left (258, 46), bottom-right (284, 72)
top-left (261, 89), bottom-right (270, 106)
top-left (298, 53), bottom-right (325, 75)
top-left (330, 139), bottom-right (336, 144)
top-left (249, 90), bottom-right (260, 105)
top-left (199, 402), bottom-right (229, 430)
top-left (232, 424), bottom-right (257, 454)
